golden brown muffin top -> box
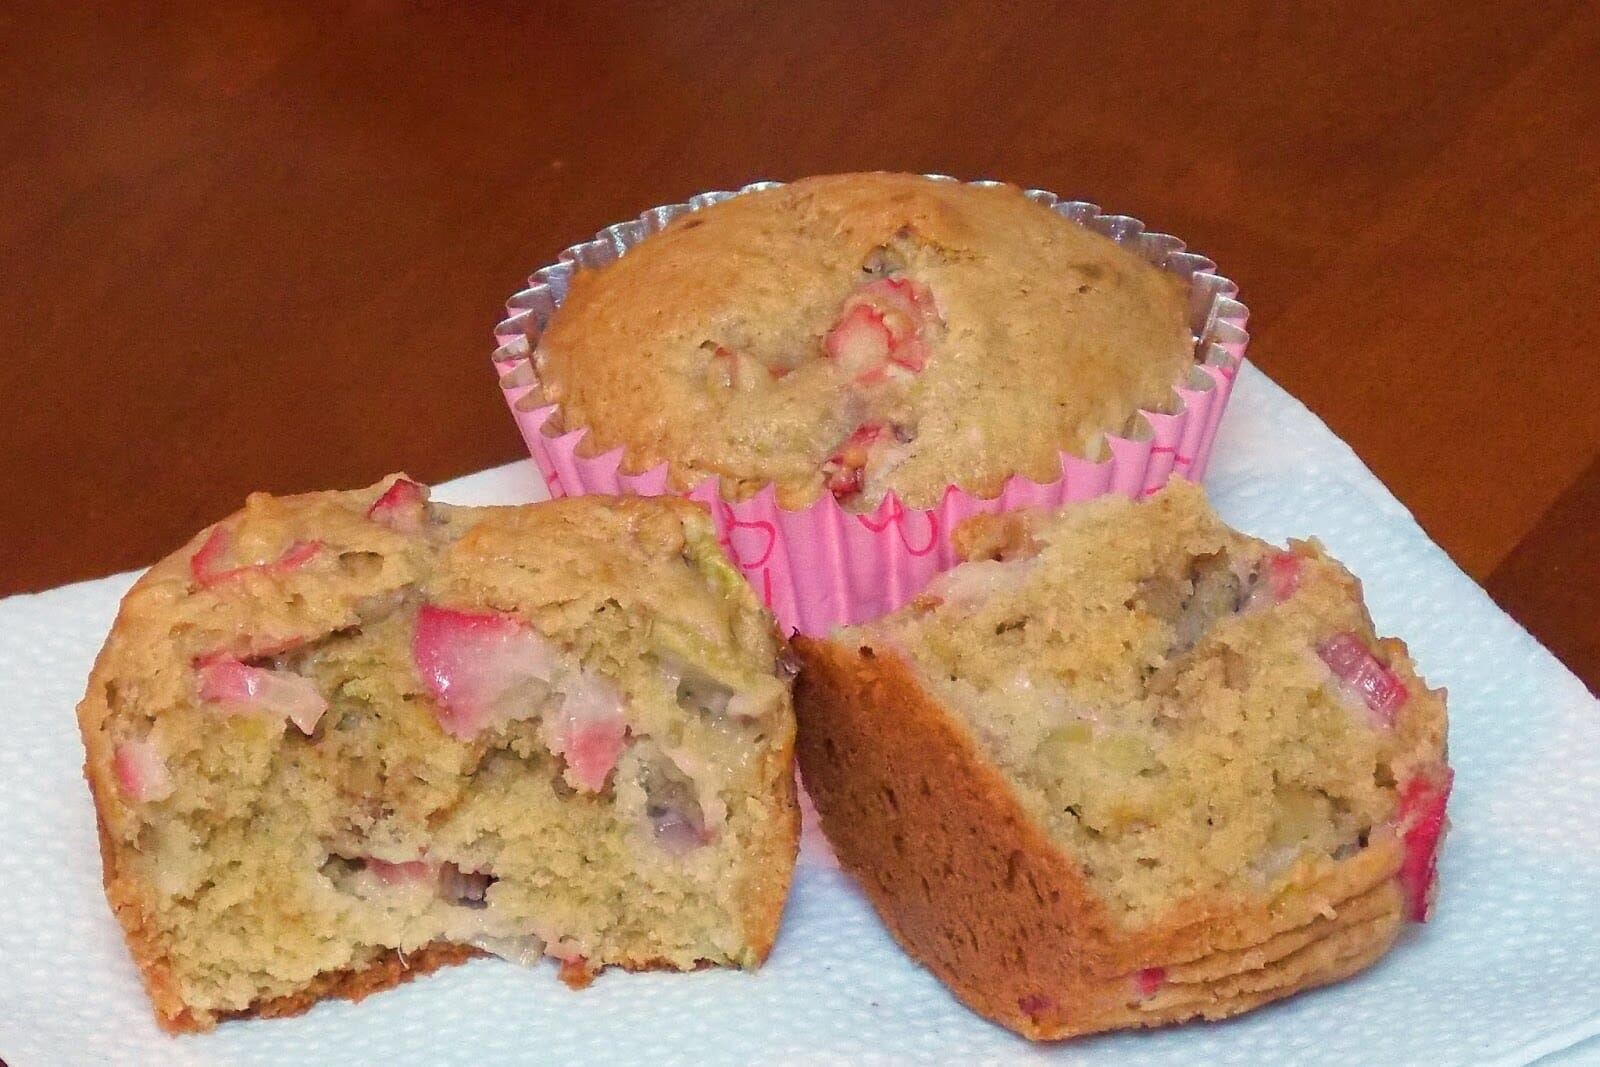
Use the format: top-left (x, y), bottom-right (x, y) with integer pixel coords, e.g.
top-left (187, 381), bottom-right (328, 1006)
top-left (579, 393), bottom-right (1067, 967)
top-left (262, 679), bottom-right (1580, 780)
top-left (533, 173), bottom-right (1194, 510)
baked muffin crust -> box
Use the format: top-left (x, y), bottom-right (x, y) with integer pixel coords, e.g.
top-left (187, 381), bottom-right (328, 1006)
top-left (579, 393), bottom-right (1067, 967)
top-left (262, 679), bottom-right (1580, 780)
top-left (77, 478), bottom-right (799, 1031)
top-left (793, 482), bottom-right (1451, 1038)
top-left (534, 173), bottom-right (1194, 509)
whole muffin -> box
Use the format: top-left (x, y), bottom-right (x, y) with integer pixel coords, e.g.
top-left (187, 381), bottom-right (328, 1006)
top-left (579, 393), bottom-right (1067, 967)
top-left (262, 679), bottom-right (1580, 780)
top-left (531, 172), bottom-right (1196, 509)
top-left (77, 477), bottom-right (798, 1032)
top-left (792, 481), bottom-right (1451, 1039)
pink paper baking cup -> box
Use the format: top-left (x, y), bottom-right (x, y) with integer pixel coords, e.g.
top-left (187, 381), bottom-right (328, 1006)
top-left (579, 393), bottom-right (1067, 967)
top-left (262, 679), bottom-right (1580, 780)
top-left (492, 178), bottom-right (1250, 635)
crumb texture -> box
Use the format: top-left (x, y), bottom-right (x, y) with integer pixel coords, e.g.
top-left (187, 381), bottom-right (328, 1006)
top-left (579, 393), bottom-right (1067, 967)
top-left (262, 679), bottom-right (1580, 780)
top-left (77, 478), bottom-right (798, 1031)
top-left (796, 482), bottom-right (1450, 1038)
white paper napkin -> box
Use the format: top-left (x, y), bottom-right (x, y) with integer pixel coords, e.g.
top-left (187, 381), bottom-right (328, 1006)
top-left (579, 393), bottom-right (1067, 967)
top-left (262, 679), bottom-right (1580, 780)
top-left (1, 366), bottom-right (1596, 1066)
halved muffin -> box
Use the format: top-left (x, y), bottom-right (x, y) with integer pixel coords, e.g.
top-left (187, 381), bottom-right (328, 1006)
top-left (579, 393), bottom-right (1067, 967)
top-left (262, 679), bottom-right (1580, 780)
top-left (793, 481), bottom-right (1450, 1039)
top-left (77, 477), bottom-right (798, 1032)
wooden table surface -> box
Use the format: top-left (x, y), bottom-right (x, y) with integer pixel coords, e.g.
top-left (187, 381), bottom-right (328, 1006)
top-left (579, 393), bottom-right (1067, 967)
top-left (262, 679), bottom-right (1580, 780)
top-left (4, 3), bottom-right (1596, 689)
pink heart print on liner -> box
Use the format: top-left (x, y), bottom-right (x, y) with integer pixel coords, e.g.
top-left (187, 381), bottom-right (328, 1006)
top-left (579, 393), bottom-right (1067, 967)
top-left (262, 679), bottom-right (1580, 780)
top-left (858, 499), bottom-right (940, 557)
top-left (502, 370), bottom-right (1233, 636)
top-left (492, 178), bottom-right (1249, 635)
top-left (717, 502), bottom-right (777, 570)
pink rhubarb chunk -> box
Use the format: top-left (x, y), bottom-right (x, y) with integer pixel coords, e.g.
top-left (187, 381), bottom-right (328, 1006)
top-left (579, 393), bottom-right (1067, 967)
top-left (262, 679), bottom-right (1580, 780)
top-left (197, 656), bottom-right (329, 734)
top-left (1266, 551), bottom-right (1302, 602)
top-left (1398, 771), bottom-right (1453, 922)
top-left (822, 275), bottom-right (939, 385)
top-left (822, 423), bottom-right (885, 500)
top-left (548, 673), bottom-right (628, 792)
top-left (862, 275), bottom-right (938, 320)
top-left (1135, 966), bottom-right (1167, 998)
top-left (411, 604), bottom-right (559, 741)
top-left (825, 303), bottom-right (893, 379)
top-left (860, 277), bottom-right (934, 371)
top-left (367, 858), bottom-right (437, 886)
top-left (367, 477), bottom-right (428, 532)
top-left (1246, 551), bottom-right (1303, 612)
top-left (1317, 632), bottom-right (1409, 727)
top-left (113, 740), bottom-right (173, 803)
top-left (190, 526), bottom-right (324, 588)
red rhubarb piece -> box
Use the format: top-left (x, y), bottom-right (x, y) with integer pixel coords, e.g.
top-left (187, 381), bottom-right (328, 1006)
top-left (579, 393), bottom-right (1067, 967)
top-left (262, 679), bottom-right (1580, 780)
top-left (548, 672), bottom-right (628, 792)
top-left (274, 540), bottom-right (321, 569)
top-left (824, 303), bottom-right (893, 379)
top-left (1397, 771), bottom-right (1453, 922)
top-left (885, 336), bottom-right (929, 373)
top-left (367, 477), bottom-right (428, 532)
top-left (823, 274), bottom-right (939, 383)
top-left (189, 525), bottom-right (231, 585)
top-left (822, 424), bottom-right (885, 500)
top-left (1317, 632), bottom-right (1409, 727)
top-left (824, 464), bottom-right (864, 499)
top-left (1266, 551), bottom-right (1302, 602)
top-left (411, 604), bottom-right (559, 741)
top-left (861, 276), bottom-right (937, 319)
top-left (366, 858), bottom-right (437, 886)
top-left (190, 526), bottom-right (324, 588)
top-left (1135, 966), bottom-right (1167, 998)
top-left (197, 656), bottom-right (329, 734)
top-left (113, 740), bottom-right (173, 803)
top-left (1246, 551), bottom-right (1303, 612)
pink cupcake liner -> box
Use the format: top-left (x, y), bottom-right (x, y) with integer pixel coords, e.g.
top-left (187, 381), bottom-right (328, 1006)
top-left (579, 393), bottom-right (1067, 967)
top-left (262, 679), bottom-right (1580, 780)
top-left (492, 178), bottom-right (1250, 635)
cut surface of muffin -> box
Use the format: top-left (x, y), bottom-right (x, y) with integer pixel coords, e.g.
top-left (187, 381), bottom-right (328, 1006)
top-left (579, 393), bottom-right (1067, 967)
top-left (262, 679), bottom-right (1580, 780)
top-left (77, 478), bottom-right (798, 1032)
top-left (532, 172), bottom-right (1195, 509)
top-left (793, 481), bottom-right (1450, 1039)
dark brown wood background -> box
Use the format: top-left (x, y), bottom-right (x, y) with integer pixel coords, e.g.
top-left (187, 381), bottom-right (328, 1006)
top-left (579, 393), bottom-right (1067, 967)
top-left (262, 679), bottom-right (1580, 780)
top-left (3, 2), bottom-right (1595, 687)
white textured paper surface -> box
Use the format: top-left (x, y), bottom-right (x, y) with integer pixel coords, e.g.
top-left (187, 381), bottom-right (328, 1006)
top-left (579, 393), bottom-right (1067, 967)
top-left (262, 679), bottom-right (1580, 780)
top-left (1, 367), bottom-right (1596, 1066)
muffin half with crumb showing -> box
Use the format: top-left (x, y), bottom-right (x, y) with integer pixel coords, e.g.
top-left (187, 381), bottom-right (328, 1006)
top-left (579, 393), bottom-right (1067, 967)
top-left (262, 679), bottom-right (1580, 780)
top-left (793, 481), bottom-right (1450, 1040)
top-left (76, 477), bottom-right (798, 1033)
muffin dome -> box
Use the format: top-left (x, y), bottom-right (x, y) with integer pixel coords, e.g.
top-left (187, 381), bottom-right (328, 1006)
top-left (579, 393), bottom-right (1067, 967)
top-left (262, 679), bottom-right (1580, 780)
top-left (533, 173), bottom-right (1194, 509)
